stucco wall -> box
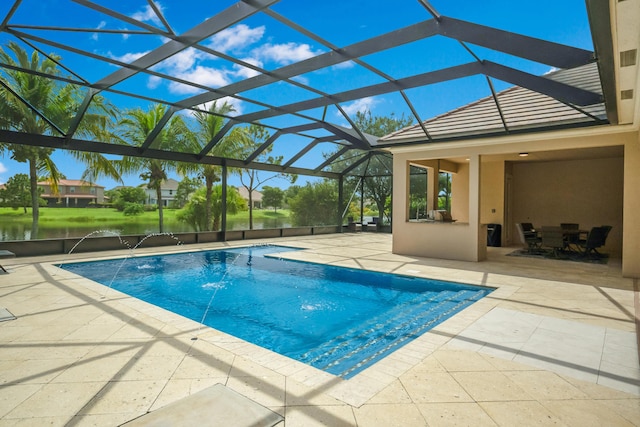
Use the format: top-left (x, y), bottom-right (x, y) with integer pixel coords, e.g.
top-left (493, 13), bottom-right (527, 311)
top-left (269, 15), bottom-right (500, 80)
top-left (451, 162), bottom-right (469, 223)
top-left (393, 154), bottom-right (486, 262)
top-left (511, 156), bottom-right (624, 255)
top-left (480, 160), bottom-right (505, 226)
top-left (623, 135), bottom-right (640, 275)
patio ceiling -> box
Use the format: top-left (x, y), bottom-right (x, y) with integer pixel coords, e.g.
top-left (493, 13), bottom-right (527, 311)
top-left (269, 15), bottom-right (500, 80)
top-left (0, 0), bottom-right (615, 180)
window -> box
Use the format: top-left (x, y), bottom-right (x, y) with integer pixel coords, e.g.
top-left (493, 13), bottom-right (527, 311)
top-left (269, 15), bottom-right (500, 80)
top-left (438, 172), bottom-right (452, 211)
top-left (408, 165), bottom-right (427, 220)
top-left (407, 161), bottom-right (455, 221)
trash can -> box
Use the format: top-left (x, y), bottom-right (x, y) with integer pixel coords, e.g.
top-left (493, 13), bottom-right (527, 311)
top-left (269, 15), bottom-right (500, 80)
top-left (487, 223), bottom-right (502, 247)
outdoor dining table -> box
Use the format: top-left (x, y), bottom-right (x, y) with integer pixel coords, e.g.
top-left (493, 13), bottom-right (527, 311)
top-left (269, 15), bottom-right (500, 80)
top-left (561, 228), bottom-right (588, 252)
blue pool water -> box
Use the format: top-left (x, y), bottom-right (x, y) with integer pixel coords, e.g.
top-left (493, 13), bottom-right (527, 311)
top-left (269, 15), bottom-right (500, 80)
top-left (60, 245), bottom-right (493, 378)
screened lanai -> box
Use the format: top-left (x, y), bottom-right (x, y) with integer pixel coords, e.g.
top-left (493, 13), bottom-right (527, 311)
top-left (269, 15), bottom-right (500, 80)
top-left (0, 0), bottom-right (617, 233)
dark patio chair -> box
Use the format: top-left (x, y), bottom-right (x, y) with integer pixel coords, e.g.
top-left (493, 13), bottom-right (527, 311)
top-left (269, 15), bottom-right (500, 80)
top-left (516, 223), bottom-right (541, 253)
top-left (541, 226), bottom-right (566, 258)
top-left (579, 226), bottom-right (608, 259)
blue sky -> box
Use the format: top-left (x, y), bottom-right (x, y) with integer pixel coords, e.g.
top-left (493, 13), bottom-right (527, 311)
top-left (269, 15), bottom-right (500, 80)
top-left (0, 0), bottom-right (593, 190)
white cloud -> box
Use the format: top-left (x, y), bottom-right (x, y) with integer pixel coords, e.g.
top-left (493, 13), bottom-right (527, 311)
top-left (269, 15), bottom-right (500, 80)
top-left (147, 75), bottom-right (162, 89)
top-left (106, 22), bottom-right (324, 97)
top-left (232, 57), bottom-right (264, 79)
top-left (332, 60), bottom-right (355, 70)
top-left (341, 97), bottom-right (378, 116)
top-left (290, 75), bottom-right (309, 85)
top-left (0, 162), bottom-right (7, 174)
top-left (131, 3), bottom-right (164, 25)
top-left (254, 42), bottom-right (321, 65)
top-left (209, 24), bottom-right (265, 53)
top-left (91, 21), bottom-right (106, 41)
top-left (161, 48), bottom-right (203, 73)
top-left (107, 50), bottom-right (150, 64)
top-left (168, 66), bottom-right (230, 94)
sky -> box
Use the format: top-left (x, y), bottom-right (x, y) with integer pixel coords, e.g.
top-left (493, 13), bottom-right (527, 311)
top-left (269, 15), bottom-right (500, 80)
top-left (0, 0), bottom-right (594, 190)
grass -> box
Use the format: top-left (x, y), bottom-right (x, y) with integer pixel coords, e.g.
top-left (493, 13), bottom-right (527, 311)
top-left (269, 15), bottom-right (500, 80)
top-left (0, 207), bottom-right (291, 227)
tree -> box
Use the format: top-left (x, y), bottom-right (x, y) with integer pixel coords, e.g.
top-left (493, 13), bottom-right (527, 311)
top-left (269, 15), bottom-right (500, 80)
top-left (171, 176), bottom-right (201, 209)
top-left (328, 110), bottom-right (412, 228)
top-left (114, 104), bottom-right (192, 232)
top-left (177, 185), bottom-right (246, 232)
top-left (261, 186), bottom-right (284, 212)
top-left (178, 101), bottom-right (243, 231)
top-left (123, 202), bottom-right (145, 216)
top-left (0, 42), bottom-right (122, 237)
top-left (284, 185), bottom-right (301, 205)
top-left (0, 173), bottom-right (33, 212)
top-left (233, 124), bottom-right (297, 229)
top-left (288, 181), bottom-right (338, 226)
top-left (352, 110), bottom-right (412, 228)
top-left (111, 186), bottom-right (146, 212)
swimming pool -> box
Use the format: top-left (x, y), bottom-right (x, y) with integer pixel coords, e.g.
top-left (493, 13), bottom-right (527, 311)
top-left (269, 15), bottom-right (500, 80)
top-left (60, 245), bottom-right (493, 378)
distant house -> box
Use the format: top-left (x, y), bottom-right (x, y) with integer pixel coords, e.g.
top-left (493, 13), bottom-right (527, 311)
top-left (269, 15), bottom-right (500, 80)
top-left (37, 179), bottom-right (105, 207)
top-left (141, 178), bottom-right (180, 207)
top-left (236, 186), bottom-right (262, 209)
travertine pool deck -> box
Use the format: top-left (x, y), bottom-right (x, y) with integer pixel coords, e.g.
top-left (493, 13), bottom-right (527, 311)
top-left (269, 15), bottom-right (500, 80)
top-left (0, 233), bottom-right (638, 426)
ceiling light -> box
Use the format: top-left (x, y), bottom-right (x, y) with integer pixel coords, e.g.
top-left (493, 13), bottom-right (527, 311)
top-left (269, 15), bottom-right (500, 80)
top-left (519, 153), bottom-right (529, 157)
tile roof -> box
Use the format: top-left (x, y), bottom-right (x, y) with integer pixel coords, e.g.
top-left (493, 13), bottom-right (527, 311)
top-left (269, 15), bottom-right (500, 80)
top-left (140, 178), bottom-right (180, 191)
top-left (236, 186), bottom-right (263, 202)
top-left (37, 179), bottom-right (104, 188)
top-left (379, 63), bottom-right (606, 144)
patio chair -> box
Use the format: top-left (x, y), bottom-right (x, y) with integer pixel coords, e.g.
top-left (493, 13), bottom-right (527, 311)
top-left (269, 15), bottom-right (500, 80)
top-left (516, 223), bottom-right (541, 253)
top-left (600, 225), bottom-right (612, 242)
top-left (578, 226), bottom-right (608, 259)
top-left (541, 226), bottom-right (566, 258)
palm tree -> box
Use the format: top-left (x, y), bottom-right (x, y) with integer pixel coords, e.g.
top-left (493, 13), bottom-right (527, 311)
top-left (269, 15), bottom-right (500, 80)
top-left (178, 101), bottom-right (240, 231)
top-left (115, 103), bottom-right (191, 233)
top-left (0, 42), bottom-right (121, 237)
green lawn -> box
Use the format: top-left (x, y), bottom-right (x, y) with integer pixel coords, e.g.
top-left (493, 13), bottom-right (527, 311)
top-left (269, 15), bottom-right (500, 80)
top-left (0, 206), bottom-right (291, 227)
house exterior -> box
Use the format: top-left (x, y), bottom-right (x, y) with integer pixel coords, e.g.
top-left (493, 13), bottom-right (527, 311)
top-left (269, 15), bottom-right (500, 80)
top-left (37, 179), bottom-right (105, 207)
top-left (236, 186), bottom-right (263, 209)
top-left (141, 179), bottom-right (180, 207)
top-left (378, 1), bottom-right (640, 278)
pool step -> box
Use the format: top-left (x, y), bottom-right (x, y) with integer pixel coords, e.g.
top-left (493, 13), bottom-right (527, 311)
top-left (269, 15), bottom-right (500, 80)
top-left (299, 290), bottom-right (456, 364)
top-left (303, 289), bottom-right (486, 377)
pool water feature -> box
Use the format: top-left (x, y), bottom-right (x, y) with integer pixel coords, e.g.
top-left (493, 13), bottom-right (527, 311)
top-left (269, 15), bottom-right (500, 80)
top-left (60, 245), bottom-right (493, 378)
